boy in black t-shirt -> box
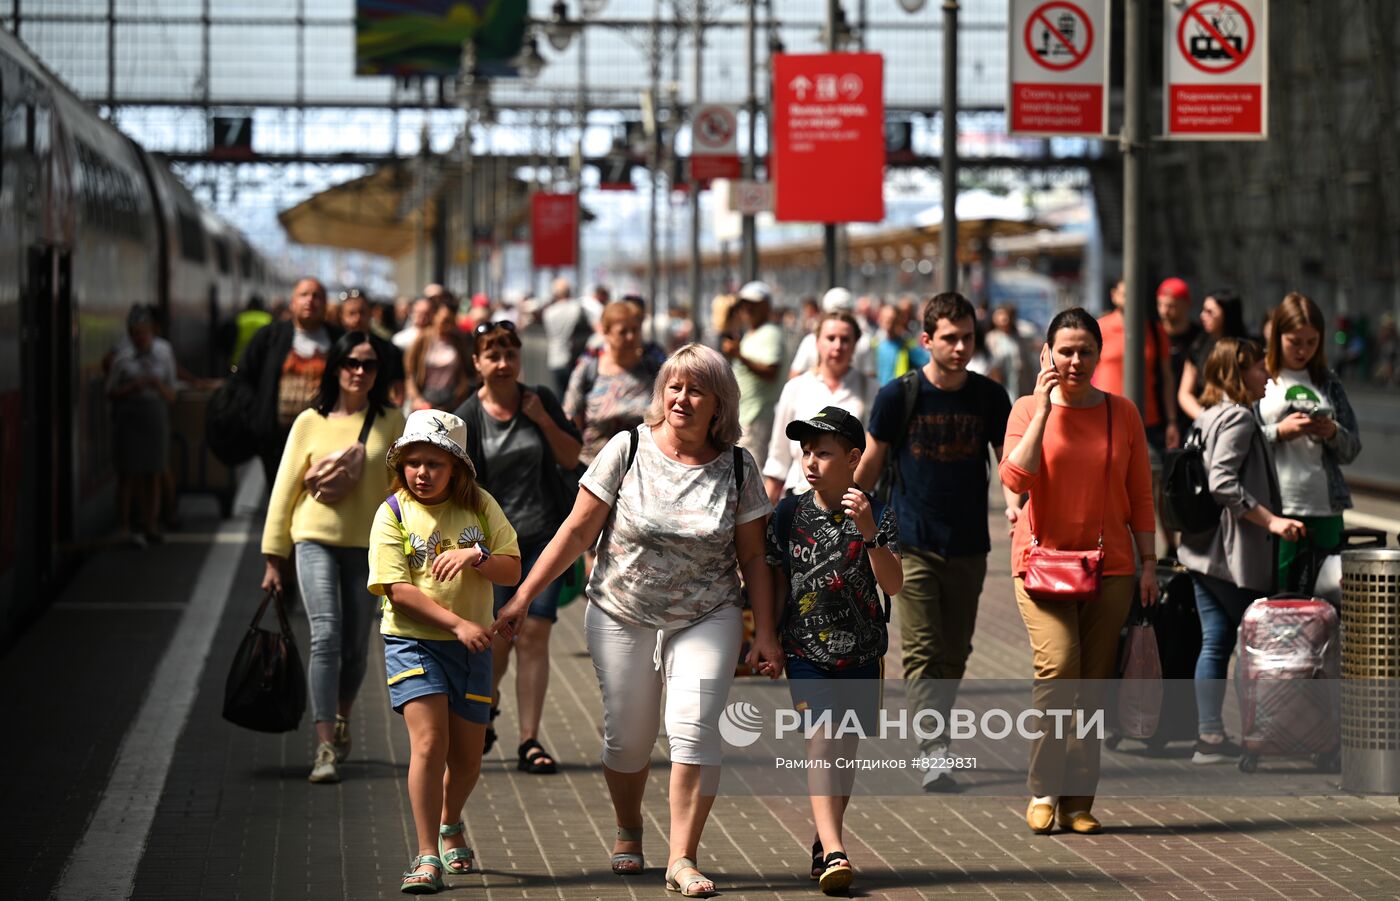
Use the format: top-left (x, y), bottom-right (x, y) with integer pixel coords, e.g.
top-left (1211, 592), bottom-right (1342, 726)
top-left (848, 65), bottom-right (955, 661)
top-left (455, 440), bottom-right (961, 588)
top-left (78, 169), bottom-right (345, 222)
top-left (766, 406), bottom-right (903, 896)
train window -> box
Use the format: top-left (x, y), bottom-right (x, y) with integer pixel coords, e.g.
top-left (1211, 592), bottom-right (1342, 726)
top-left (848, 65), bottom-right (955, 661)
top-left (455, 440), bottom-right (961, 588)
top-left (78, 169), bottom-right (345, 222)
top-left (213, 237), bottom-right (231, 274)
top-left (177, 211), bottom-right (205, 262)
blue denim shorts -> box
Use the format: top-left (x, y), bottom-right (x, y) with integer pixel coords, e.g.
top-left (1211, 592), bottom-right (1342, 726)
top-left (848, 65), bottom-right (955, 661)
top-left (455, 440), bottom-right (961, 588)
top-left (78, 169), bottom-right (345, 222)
top-left (383, 635), bottom-right (493, 723)
top-left (785, 656), bottom-right (884, 737)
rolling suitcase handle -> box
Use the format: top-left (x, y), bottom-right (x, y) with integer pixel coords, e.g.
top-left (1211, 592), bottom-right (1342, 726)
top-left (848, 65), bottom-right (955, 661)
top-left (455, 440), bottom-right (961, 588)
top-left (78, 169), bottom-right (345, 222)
top-left (1338, 527), bottom-right (1387, 550)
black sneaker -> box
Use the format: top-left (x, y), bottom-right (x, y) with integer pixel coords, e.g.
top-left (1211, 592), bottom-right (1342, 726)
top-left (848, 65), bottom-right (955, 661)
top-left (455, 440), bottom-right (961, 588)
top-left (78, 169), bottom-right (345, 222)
top-left (1192, 737), bottom-right (1243, 765)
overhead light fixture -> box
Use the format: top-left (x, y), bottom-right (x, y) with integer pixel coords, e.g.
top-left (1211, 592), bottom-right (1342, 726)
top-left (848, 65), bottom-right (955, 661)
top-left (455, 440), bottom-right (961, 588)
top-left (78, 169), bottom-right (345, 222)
top-left (515, 32), bottom-right (545, 79)
top-left (459, 40), bottom-right (478, 88)
top-left (898, 0), bottom-right (927, 11)
top-left (545, 0), bottom-right (577, 52)
top-left (579, 0), bottom-right (608, 15)
top-left (819, 4), bottom-right (859, 50)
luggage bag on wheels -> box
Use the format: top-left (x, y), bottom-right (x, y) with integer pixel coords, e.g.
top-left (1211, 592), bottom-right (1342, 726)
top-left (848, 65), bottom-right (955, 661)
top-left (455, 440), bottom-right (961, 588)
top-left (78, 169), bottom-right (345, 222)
top-left (1235, 595), bottom-right (1340, 773)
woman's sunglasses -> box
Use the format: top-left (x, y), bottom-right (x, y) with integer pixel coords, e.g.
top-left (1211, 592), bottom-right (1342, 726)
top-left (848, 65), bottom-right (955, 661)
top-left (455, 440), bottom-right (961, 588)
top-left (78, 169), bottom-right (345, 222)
top-left (341, 358), bottom-right (380, 373)
top-left (474, 320), bottom-right (518, 336)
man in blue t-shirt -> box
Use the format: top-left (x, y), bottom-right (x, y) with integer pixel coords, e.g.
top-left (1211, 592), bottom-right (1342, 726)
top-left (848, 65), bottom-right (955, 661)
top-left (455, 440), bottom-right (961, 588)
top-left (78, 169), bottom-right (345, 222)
top-left (874, 303), bottom-right (930, 385)
top-left (855, 292), bottom-right (1014, 792)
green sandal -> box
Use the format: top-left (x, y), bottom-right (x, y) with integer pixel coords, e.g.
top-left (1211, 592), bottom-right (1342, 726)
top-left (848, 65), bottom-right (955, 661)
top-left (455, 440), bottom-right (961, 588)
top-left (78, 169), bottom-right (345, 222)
top-left (400, 855), bottom-right (444, 895)
top-left (438, 821), bottom-right (477, 875)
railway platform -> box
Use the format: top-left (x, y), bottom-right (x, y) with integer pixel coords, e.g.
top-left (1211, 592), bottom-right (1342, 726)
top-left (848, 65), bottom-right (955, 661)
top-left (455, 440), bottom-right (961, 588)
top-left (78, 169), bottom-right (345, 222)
top-left (4, 469), bottom-right (1400, 901)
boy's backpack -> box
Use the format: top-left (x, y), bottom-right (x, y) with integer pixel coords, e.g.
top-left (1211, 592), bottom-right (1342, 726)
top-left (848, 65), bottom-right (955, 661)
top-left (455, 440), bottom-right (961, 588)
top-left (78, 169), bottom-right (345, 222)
top-left (874, 369), bottom-right (922, 504)
top-left (772, 491), bottom-right (892, 624)
top-left (1160, 428), bottom-right (1221, 534)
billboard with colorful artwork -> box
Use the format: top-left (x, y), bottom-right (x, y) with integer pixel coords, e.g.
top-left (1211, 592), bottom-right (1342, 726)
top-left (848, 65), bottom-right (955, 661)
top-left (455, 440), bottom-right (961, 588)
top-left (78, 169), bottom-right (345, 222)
top-left (355, 0), bottom-right (526, 78)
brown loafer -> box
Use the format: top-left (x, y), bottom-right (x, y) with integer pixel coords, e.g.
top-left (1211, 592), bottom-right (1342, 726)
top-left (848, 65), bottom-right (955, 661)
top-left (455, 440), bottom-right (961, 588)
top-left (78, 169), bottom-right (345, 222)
top-left (1055, 810), bottom-right (1103, 834)
top-left (1026, 799), bottom-right (1055, 835)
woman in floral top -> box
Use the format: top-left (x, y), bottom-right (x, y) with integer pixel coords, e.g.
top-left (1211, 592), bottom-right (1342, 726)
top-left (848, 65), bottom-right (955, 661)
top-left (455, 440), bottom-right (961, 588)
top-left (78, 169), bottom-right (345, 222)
top-left (564, 302), bottom-right (659, 463)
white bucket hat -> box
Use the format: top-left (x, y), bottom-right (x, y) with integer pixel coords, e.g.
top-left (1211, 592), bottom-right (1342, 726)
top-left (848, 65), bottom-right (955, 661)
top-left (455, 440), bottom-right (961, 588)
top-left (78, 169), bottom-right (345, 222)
top-left (737, 280), bottom-right (773, 304)
top-left (387, 409), bottom-right (475, 476)
top-left (821, 287), bottom-right (854, 313)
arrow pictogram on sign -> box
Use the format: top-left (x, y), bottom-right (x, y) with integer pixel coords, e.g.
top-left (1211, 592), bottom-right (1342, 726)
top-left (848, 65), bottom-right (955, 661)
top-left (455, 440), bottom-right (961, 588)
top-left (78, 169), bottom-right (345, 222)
top-left (789, 76), bottom-right (812, 100)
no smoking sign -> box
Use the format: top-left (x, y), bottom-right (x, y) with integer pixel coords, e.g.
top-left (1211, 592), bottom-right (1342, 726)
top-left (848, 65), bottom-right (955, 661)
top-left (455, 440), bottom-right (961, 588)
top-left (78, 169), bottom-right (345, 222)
top-left (1024, 1), bottom-right (1095, 73)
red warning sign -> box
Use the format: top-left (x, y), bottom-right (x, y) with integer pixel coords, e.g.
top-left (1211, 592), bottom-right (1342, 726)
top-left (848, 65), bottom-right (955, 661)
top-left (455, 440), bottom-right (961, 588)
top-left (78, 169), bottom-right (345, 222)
top-left (1177, 0), bottom-right (1254, 74)
top-left (691, 104), bottom-right (741, 183)
top-left (1007, 0), bottom-right (1109, 137)
top-left (1165, 0), bottom-right (1267, 139)
top-left (1023, 2), bottom-right (1094, 72)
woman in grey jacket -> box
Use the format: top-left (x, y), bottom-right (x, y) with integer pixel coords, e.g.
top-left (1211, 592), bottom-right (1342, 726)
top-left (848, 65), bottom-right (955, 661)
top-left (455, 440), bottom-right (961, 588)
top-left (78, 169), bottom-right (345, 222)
top-left (1177, 338), bottom-right (1306, 765)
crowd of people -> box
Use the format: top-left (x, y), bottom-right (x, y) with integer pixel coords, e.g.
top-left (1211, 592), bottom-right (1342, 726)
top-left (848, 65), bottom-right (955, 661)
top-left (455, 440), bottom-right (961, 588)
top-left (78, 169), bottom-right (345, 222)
top-left (179, 270), bottom-right (1366, 897)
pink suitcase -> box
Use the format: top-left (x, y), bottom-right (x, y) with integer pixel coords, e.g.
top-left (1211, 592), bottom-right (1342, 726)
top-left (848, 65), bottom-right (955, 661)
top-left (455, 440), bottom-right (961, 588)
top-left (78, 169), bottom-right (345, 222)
top-left (1235, 596), bottom-right (1341, 773)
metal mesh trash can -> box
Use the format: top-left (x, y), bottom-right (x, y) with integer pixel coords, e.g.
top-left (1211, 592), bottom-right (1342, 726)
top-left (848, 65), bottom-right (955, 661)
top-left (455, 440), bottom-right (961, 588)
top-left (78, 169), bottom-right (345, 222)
top-left (1341, 549), bottom-right (1400, 794)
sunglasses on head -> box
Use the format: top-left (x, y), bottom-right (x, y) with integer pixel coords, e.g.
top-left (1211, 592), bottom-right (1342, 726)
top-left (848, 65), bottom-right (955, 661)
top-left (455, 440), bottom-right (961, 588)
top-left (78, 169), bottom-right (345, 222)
top-left (474, 320), bottom-right (518, 336)
top-left (341, 358), bottom-right (380, 373)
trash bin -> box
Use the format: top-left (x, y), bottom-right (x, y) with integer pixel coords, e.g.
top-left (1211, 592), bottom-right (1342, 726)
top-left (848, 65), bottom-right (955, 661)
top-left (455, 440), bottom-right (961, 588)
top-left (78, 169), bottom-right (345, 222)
top-left (1340, 548), bottom-right (1400, 794)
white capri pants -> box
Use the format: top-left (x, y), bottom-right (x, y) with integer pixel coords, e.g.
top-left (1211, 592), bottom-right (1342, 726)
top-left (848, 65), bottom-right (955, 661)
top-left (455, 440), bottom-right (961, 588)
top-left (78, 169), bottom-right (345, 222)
top-left (584, 601), bottom-right (742, 772)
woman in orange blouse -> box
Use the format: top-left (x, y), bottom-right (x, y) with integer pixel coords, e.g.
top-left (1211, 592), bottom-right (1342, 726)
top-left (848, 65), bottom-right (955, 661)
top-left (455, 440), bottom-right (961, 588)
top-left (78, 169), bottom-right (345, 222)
top-left (1000, 307), bottom-right (1160, 836)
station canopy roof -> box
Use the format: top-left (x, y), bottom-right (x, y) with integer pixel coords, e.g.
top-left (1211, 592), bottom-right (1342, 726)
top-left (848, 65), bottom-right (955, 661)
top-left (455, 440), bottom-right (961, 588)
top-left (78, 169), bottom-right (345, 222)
top-left (278, 154), bottom-right (573, 257)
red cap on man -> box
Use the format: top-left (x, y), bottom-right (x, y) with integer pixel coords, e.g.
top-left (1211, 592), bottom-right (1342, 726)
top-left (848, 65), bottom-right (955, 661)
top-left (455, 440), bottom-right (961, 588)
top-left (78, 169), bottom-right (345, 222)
top-left (1157, 277), bottom-right (1190, 302)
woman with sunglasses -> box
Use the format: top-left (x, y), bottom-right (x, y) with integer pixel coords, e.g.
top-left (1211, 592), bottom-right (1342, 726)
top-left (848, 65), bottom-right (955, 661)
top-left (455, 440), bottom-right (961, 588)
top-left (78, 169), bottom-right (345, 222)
top-left (454, 321), bottom-right (583, 774)
top-left (261, 331), bottom-right (407, 783)
top-left (565, 302), bottom-right (660, 465)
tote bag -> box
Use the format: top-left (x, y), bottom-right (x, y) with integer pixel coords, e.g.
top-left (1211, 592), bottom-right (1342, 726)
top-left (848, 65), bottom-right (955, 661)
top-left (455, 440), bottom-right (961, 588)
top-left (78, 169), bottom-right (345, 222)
top-left (222, 589), bottom-right (307, 733)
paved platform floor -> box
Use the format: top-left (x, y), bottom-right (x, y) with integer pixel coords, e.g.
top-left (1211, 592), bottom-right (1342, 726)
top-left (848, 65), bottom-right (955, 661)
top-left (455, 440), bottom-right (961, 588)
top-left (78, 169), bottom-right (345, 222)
top-left (4, 472), bottom-right (1400, 900)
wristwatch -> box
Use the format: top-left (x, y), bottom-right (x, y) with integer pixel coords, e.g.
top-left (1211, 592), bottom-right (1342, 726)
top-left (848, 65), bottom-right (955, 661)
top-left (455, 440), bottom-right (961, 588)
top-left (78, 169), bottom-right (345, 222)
top-left (471, 541), bottom-right (492, 568)
top-left (863, 531), bottom-right (889, 549)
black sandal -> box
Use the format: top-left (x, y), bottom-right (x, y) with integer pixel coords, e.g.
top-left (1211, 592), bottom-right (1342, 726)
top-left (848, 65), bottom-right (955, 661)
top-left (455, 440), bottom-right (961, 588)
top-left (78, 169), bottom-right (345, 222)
top-left (809, 837), bottom-right (824, 880)
top-left (818, 850), bottom-right (853, 896)
top-left (483, 704), bottom-right (500, 755)
top-left (517, 738), bottom-right (558, 774)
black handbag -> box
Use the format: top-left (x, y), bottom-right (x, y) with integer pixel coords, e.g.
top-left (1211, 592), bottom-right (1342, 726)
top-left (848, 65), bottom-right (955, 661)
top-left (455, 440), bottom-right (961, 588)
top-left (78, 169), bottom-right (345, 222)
top-left (222, 589), bottom-right (306, 733)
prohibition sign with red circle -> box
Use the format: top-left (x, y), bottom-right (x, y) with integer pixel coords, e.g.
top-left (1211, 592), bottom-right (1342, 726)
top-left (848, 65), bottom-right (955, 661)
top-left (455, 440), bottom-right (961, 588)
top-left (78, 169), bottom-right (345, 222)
top-left (695, 107), bottom-right (736, 151)
top-left (1177, 0), bottom-right (1254, 75)
top-left (1023, 1), bottom-right (1095, 73)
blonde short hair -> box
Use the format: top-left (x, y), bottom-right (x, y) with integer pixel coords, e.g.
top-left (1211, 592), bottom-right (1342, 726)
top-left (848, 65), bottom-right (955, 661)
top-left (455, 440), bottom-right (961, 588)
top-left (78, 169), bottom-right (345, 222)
top-left (645, 343), bottom-right (742, 449)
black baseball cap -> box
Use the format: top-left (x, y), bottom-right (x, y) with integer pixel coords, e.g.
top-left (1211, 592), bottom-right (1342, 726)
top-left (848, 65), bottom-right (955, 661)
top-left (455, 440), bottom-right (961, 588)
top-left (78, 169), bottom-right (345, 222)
top-left (785, 406), bottom-right (867, 451)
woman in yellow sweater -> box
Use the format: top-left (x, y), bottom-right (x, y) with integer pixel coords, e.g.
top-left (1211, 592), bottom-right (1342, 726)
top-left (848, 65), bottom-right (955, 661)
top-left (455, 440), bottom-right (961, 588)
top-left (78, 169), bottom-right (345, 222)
top-left (261, 331), bottom-right (407, 783)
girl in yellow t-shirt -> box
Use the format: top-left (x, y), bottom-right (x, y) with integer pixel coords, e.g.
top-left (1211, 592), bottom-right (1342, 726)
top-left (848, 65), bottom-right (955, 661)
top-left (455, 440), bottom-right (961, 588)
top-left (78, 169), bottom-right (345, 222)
top-left (368, 410), bottom-right (519, 894)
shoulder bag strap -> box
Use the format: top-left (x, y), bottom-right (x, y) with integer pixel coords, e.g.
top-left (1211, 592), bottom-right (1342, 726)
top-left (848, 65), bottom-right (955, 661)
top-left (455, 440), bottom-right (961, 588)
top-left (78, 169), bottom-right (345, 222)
top-left (1097, 396), bottom-right (1113, 549)
top-left (356, 403), bottom-right (377, 445)
top-left (1026, 396), bottom-right (1113, 549)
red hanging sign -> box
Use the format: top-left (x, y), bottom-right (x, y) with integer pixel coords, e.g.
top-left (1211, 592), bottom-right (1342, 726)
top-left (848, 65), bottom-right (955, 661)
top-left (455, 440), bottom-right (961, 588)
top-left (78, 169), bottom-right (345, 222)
top-left (530, 192), bottom-right (577, 268)
top-left (772, 53), bottom-right (885, 223)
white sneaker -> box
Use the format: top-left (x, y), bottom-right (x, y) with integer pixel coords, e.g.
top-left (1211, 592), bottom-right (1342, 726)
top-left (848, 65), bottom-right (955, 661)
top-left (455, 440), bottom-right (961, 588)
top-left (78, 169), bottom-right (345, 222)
top-left (308, 742), bottom-right (340, 783)
top-left (919, 745), bottom-right (959, 793)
